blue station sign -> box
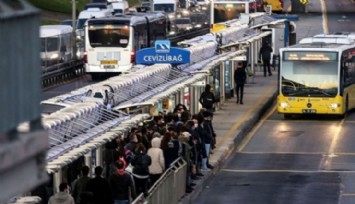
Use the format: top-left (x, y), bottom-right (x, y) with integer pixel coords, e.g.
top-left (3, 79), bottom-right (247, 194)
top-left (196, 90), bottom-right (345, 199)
top-left (136, 40), bottom-right (190, 65)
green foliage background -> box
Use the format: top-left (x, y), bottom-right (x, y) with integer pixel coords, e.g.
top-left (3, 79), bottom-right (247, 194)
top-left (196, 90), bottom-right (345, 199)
top-left (28, 0), bottom-right (142, 14)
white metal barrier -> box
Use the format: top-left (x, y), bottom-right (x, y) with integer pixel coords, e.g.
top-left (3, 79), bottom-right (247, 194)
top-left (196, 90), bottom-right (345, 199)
top-left (132, 158), bottom-right (187, 204)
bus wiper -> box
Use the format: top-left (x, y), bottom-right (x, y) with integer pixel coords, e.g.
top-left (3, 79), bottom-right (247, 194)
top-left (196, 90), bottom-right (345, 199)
top-left (306, 87), bottom-right (331, 96)
top-left (285, 88), bottom-right (331, 97)
top-left (285, 89), bottom-right (310, 96)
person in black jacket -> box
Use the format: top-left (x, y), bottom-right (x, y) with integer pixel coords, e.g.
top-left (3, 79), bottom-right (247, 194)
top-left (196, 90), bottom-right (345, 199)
top-left (259, 41), bottom-right (273, 77)
top-left (161, 126), bottom-right (183, 168)
top-left (86, 166), bottom-right (112, 204)
top-left (199, 84), bottom-right (216, 113)
top-left (131, 143), bottom-right (152, 196)
top-left (197, 114), bottom-right (212, 170)
top-left (109, 160), bottom-right (137, 204)
top-left (234, 62), bottom-right (247, 104)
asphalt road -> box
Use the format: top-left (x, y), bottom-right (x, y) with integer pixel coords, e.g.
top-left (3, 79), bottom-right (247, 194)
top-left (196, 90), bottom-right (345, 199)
top-left (193, 1), bottom-right (355, 203)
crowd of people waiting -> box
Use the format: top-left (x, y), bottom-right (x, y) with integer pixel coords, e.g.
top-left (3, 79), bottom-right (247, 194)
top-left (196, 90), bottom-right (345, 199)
top-left (47, 102), bottom-right (217, 204)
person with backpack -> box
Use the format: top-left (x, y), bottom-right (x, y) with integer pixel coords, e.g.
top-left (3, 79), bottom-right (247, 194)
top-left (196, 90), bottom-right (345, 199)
top-left (199, 84), bottom-right (216, 113)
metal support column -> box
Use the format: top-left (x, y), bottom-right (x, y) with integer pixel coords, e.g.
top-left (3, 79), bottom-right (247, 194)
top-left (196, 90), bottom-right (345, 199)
top-left (250, 41), bottom-right (255, 83)
top-left (180, 88), bottom-right (184, 105)
top-left (220, 63), bottom-right (225, 106)
top-left (84, 152), bottom-right (93, 177)
top-left (71, 0), bottom-right (77, 60)
top-left (96, 147), bottom-right (103, 167)
top-left (53, 169), bottom-right (63, 193)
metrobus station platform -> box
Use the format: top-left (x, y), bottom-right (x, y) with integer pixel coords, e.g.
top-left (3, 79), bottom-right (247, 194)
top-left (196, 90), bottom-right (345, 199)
top-left (180, 70), bottom-right (278, 204)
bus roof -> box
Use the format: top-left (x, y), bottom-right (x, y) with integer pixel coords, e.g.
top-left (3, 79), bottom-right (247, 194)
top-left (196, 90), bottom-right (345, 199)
top-left (89, 12), bottom-right (165, 26)
top-left (282, 40), bottom-right (355, 52)
top-left (78, 9), bottom-right (112, 19)
top-left (299, 37), bottom-right (354, 45)
top-left (40, 25), bottom-right (73, 38)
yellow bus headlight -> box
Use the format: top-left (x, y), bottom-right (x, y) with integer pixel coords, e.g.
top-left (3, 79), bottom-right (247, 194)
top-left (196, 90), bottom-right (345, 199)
top-left (329, 103), bottom-right (340, 108)
top-left (280, 102), bottom-right (290, 108)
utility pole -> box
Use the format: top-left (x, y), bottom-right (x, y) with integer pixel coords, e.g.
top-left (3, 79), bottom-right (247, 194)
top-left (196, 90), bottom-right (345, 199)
top-left (72, 0), bottom-right (77, 60)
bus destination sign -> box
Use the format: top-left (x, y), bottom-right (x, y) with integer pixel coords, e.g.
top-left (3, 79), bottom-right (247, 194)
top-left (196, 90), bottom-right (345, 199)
top-left (284, 51), bottom-right (337, 61)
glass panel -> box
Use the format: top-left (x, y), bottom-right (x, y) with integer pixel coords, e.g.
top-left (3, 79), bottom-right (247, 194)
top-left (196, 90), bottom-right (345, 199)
top-left (214, 3), bottom-right (246, 24)
top-left (41, 37), bottom-right (59, 52)
top-left (281, 59), bottom-right (338, 97)
top-left (224, 61), bottom-right (231, 97)
top-left (154, 4), bottom-right (175, 12)
top-left (77, 18), bottom-right (87, 30)
top-left (88, 23), bottom-right (130, 47)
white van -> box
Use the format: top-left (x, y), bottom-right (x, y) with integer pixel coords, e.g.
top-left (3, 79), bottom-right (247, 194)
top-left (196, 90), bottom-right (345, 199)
top-left (77, 8), bottom-right (112, 31)
top-left (110, 1), bottom-right (129, 15)
top-left (40, 25), bottom-right (73, 66)
top-left (153, 0), bottom-right (178, 13)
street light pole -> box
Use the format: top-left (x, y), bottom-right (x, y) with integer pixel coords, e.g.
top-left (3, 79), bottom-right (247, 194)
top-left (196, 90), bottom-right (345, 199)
top-left (72, 0), bottom-right (77, 60)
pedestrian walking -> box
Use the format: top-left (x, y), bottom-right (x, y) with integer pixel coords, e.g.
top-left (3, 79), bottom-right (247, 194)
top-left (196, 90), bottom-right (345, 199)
top-left (48, 182), bottom-right (74, 204)
top-left (72, 166), bottom-right (91, 204)
top-left (259, 41), bottom-right (273, 77)
top-left (234, 62), bottom-right (247, 104)
top-left (86, 166), bottom-right (112, 204)
top-left (199, 84), bottom-right (216, 113)
top-left (109, 160), bottom-right (137, 204)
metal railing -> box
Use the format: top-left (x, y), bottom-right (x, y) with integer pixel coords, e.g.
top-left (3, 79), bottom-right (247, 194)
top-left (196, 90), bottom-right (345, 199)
top-left (132, 158), bottom-right (187, 204)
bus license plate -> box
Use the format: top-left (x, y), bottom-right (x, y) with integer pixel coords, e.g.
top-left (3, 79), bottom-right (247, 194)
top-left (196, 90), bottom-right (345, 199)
top-left (302, 109), bottom-right (316, 114)
top-left (103, 65), bottom-right (115, 69)
top-left (101, 60), bottom-right (117, 65)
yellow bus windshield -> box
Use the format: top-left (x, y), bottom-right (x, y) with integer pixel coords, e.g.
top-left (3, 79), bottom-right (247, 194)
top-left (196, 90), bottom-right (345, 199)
top-left (281, 60), bottom-right (338, 97)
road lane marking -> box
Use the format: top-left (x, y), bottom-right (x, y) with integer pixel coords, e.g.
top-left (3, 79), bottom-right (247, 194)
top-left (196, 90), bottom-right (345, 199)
top-left (220, 169), bottom-right (355, 173)
top-left (235, 151), bottom-right (355, 157)
top-left (320, 0), bottom-right (329, 33)
top-left (237, 104), bottom-right (277, 152)
top-left (342, 193), bottom-right (355, 196)
top-left (215, 82), bottom-right (276, 148)
top-left (238, 151), bottom-right (325, 155)
top-left (318, 118), bottom-right (345, 170)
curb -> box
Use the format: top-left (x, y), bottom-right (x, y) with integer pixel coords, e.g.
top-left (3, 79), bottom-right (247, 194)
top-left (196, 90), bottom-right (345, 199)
top-left (179, 88), bottom-right (278, 204)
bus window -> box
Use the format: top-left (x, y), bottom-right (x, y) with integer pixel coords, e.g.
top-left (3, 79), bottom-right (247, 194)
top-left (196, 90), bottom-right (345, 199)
top-left (214, 3), bottom-right (246, 24)
top-left (41, 37), bottom-right (59, 52)
top-left (88, 24), bottom-right (129, 47)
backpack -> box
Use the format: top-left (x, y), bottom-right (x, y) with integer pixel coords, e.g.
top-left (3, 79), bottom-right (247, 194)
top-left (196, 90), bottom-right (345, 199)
top-left (201, 92), bottom-right (214, 109)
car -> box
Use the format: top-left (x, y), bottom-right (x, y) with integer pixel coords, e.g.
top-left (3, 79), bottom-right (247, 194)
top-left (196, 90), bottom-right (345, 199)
top-left (196, 0), bottom-right (209, 5)
top-left (175, 18), bottom-right (193, 31)
top-left (141, 2), bottom-right (151, 8)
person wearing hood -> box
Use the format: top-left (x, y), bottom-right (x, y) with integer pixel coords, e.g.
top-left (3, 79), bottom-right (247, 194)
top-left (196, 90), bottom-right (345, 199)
top-left (109, 160), bottom-right (137, 204)
top-left (178, 131), bottom-right (195, 193)
top-left (199, 84), bottom-right (216, 113)
top-left (147, 137), bottom-right (165, 186)
top-left (131, 143), bottom-right (152, 196)
top-left (48, 182), bottom-right (74, 204)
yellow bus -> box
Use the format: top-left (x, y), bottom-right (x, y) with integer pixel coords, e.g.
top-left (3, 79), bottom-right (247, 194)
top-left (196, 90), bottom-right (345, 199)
top-left (264, 0), bottom-right (283, 12)
top-left (277, 33), bottom-right (355, 118)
